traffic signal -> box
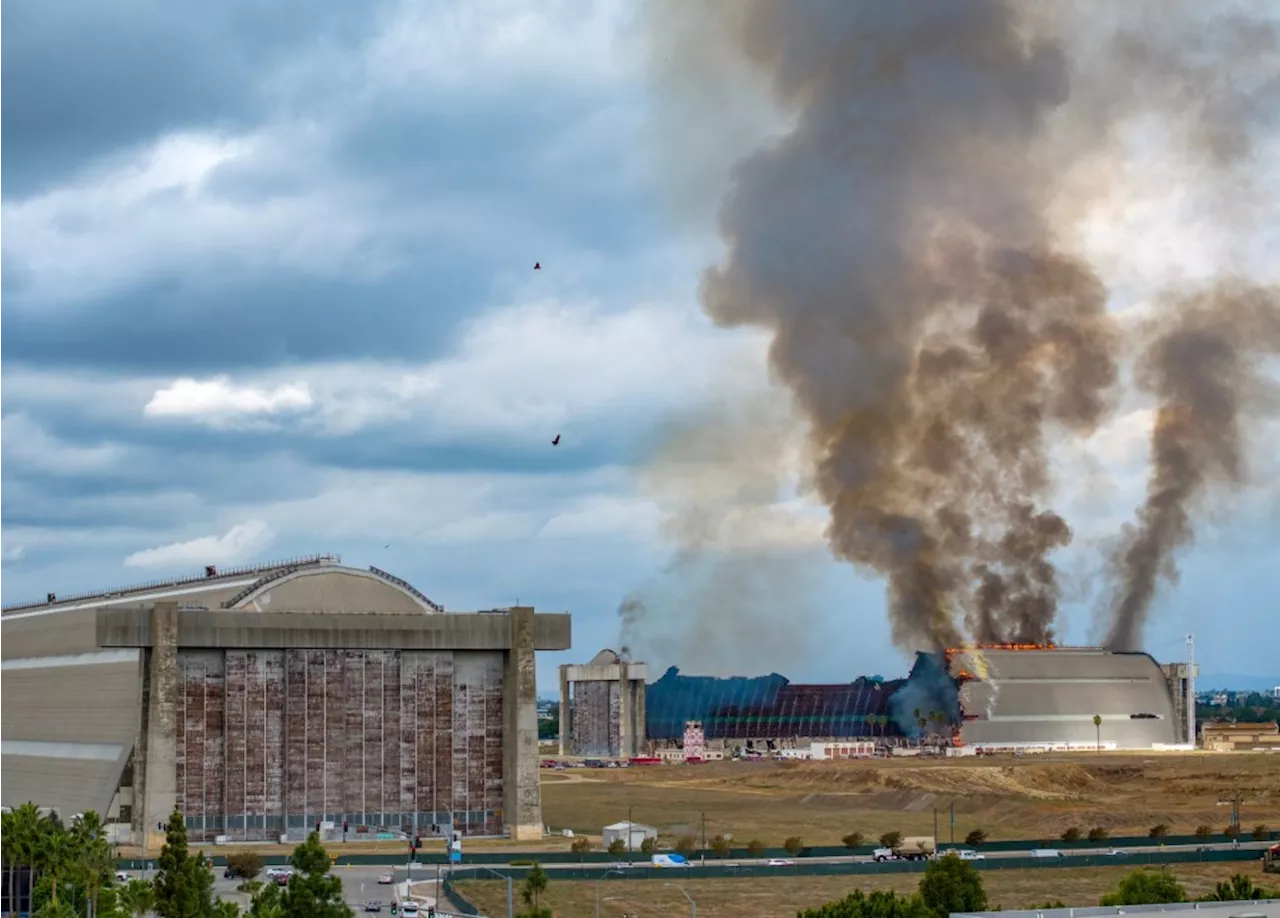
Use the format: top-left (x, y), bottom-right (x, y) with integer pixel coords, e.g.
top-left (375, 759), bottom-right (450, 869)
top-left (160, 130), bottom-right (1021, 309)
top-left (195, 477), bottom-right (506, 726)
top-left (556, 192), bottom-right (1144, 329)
top-left (414, 836), bottom-right (422, 849)
top-left (315, 822), bottom-right (321, 834)
top-left (343, 821), bottom-right (349, 833)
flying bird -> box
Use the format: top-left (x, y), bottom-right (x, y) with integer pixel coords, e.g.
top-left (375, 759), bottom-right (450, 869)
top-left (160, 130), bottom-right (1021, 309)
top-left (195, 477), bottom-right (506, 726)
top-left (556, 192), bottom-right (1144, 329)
top-left (533, 262), bottom-right (542, 270)
top-left (552, 434), bottom-right (561, 446)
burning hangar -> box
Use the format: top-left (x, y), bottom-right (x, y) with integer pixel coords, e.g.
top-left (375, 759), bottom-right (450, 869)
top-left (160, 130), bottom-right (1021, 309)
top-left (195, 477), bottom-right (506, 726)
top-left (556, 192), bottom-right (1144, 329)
top-left (559, 643), bottom-right (1188, 755)
top-left (1, 555), bottom-right (571, 850)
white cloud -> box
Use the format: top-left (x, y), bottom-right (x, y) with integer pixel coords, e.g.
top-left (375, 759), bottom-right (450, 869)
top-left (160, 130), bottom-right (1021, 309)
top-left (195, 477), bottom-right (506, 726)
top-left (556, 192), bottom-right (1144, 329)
top-left (2, 545), bottom-right (26, 565)
top-left (0, 414), bottom-right (131, 475)
top-left (124, 520), bottom-right (275, 568)
top-left (1, 128), bottom-right (392, 308)
top-left (145, 377), bottom-right (313, 424)
top-left (138, 299), bottom-right (770, 439)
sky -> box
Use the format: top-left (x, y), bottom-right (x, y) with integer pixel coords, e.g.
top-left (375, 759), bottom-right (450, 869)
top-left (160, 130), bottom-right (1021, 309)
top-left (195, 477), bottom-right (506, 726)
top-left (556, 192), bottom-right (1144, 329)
top-left (3, 0), bottom-right (1278, 691)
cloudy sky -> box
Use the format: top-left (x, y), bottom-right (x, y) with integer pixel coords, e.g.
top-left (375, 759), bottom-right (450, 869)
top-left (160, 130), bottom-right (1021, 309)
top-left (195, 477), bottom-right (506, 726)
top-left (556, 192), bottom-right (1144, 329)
top-left (4, 0), bottom-right (1277, 689)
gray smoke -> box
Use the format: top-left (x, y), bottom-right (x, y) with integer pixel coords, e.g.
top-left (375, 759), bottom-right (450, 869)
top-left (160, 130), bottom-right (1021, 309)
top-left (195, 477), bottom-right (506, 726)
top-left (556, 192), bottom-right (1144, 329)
top-left (638, 0), bottom-right (1279, 656)
top-left (1103, 283), bottom-right (1280, 650)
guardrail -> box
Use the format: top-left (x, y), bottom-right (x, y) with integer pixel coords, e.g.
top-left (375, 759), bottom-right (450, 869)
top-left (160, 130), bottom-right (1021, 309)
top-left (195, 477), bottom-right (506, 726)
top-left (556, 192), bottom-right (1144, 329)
top-left (442, 846), bottom-right (1263, 883)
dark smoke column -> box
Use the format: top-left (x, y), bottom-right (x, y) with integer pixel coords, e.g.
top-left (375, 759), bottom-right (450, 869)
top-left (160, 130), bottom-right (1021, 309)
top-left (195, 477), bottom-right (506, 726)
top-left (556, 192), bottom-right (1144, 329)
top-left (1104, 284), bottom-right (1280, 651)
top-left (683, 1), bottom-right (1117, 650)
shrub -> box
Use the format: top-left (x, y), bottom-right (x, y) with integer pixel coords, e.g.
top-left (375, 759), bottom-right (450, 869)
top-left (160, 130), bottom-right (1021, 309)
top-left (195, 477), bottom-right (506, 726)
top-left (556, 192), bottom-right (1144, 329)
top-left (1224, 825), bottom-right (1241, 839)
top-left (675, 835), bottom-right (697, 857)
top-left (1149, 824), bottom-right (1170, 839)
top-left (1087, 827), bottom-right (1109, 842)
top-left (1099, 868), bottom-right (1187, 906)
top-left (1061, 827), bottom-right (1081, 842)
top-left (843, 832), bottom-right (866, 850)
top-left (640, 836), bottom-right (656, 854)
top-left (784, 836), bottom-right (804, 856)
top-left (225, 852), bottom-right (263, 880)
top-left (607, 838), bottom-right (626, 855)
top-left (1195, 825), bottom-right (1213, 839)
top-left (710, 835), bottom-right (732, 858)
top-left (880, 831), bottom-right (904, 850)
top-left (919, 855), bottom-right (988, 918)
top-left (746, 839), bottom-right (766, 858)
top-left (1251, 824), bottom-right (1270, 841)
top-left (570, 836), bottom-right (592, 857)
top-left (964, 829), bottom-right (987, 847)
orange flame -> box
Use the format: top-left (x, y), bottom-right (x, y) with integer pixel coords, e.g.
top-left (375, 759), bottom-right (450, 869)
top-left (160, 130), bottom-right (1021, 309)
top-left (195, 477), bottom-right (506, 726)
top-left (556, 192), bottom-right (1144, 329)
top-left (946, 642), bottom-right (1056, 654)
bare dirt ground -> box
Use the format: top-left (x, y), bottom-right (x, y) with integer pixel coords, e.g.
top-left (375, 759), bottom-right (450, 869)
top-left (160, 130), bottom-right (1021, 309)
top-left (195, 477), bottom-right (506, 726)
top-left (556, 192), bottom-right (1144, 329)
top-left (455, 861), bottom-right (1279, 918)
top-left (540, 753), bottom-right (1280, 846)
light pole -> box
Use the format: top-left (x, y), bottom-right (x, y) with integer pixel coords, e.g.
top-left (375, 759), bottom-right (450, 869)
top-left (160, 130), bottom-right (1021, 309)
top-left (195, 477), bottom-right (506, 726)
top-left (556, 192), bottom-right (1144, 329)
top-left (594, 869), bottom-right (628, 918)
top-left (627, 805), bottom-right (634, 860)
top-left (664, 882), bottom-right (696, 918)
top-left (472, 864), bottom-right (515, 918)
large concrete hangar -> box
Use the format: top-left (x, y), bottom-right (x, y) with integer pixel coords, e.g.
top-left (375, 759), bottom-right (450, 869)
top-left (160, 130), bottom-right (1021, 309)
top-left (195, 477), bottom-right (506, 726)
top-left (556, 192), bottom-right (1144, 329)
top-left (1, 555), bottom-right (570, 849)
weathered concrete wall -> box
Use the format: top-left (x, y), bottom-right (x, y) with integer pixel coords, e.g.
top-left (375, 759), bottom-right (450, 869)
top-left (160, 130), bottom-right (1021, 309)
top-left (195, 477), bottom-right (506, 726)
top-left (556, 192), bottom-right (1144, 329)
top-left (1, 608), bottom-right (105, 658)
top-left (174, 649), bottom-right (506, 841)
top-left (98, 609), bottom-right (571, 651)
top-left (503, 607), bottom-right (541, 840)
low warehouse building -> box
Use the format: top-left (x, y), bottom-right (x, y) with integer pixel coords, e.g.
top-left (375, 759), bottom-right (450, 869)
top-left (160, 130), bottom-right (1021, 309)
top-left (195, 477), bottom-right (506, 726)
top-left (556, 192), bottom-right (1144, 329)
top-left (601, 820), bottom-right (658, 850)
top-left (1, 555), bottom-right (571, 849)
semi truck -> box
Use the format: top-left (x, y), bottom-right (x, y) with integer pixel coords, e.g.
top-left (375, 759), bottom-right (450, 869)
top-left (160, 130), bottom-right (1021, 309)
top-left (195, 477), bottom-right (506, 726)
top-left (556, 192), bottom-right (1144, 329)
top-left (872, 836), bottom-right (936, 862)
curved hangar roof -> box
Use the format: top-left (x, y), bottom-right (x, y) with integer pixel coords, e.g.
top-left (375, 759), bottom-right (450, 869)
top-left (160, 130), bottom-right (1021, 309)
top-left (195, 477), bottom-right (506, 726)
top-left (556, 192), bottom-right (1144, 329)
top-left (0, 554), bottom-right (445, 621)
top-left (950, 647), bottom-right (1181, 750)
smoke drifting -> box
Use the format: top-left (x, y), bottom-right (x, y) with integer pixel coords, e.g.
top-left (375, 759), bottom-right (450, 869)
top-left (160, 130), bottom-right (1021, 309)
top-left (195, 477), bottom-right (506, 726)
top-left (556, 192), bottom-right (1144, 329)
top-left (1103, 284), bottom-right (1280, 650)
top-left (632, 0), bottom-right (1280, 657)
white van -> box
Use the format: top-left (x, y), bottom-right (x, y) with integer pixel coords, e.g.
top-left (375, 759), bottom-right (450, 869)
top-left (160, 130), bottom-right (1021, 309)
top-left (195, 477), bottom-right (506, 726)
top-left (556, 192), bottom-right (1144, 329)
top-left (399, 903), bottom-right (420, 917)
top-left (1029, 849), bottom-right (1063, 858)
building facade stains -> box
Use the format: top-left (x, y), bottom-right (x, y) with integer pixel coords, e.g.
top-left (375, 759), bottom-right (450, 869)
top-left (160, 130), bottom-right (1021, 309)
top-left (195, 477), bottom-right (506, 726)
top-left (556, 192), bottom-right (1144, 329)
top-left (174, 648), bottom-right (507, 841)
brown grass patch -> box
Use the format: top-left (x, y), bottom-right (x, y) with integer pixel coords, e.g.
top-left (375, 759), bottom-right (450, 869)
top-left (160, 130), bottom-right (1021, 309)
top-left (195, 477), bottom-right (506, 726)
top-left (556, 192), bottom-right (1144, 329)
top-left (455, 860), bottom-right (1277, 918)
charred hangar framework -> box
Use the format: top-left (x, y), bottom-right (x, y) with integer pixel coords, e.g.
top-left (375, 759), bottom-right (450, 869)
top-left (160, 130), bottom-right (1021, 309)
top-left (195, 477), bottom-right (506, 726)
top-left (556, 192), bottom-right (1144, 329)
top-left (1, 555), bottom-right (570, 850)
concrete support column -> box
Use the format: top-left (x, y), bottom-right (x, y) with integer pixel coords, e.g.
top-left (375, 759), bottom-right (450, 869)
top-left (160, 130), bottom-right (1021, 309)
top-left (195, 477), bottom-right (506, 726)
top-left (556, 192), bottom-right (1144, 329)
top-left (558, 667), bottom-right (571, 757)
top-left (617, 670), bottom-right (632, 758)
top-left (141, 602), bottom-right (179, 853)
top-left (633, 679), bottom-right (646, 756)
top-left (503, 607), bottom-right (542, 840)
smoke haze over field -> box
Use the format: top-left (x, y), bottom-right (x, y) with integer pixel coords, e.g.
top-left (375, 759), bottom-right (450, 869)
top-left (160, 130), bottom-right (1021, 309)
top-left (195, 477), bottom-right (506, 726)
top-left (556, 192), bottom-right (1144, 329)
top-left (626, 0), bottom-right (1280, 657)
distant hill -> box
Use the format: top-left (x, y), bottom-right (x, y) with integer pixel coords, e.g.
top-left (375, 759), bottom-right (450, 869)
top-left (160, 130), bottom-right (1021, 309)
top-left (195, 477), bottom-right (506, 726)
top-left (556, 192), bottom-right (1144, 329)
top-left (1197, 673), bottom-right (1280, 693)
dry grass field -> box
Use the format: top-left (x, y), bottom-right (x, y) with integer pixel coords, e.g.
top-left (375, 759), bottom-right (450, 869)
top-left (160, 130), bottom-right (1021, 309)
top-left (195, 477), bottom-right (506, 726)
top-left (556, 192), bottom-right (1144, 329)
top-left (454, 861), bottom-right (1279, 918)
top-left (540, 753), bottom-right (1280, 846)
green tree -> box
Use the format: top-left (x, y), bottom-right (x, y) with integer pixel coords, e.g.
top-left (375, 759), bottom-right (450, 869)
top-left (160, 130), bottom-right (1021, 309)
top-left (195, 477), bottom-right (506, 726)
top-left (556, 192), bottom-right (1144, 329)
top-left (746, 839), bottom-right (765, 858)
top-left (639, 836), bottom-right (656, 854)
top-left (248, 881), bottom-right (284, 918)
top-left (964, 830), bottom-right (987, 847)
top-left (1224, 824), bottom-right (1241, 839)
top-left (519, 862), bottom-right (550, 917)
top-left (1099, 869), bottom-right (1187, 906)
top-left (674, 835), bottom-right (697, 858)
top-left (1149, 824), bottom-right (1170, 839)
top-left (1061, 827), bottom-right (1081, 842)
top-left (1093, 714), bottom-right (1102, 751)
top-left (880, 831), bottom-right (903, 851)
top-left (211, 901), bottom-right (243, 918)
top-left (784, 836), bottom-right (804, 856)
top-left (153, 810), bottom-right (215, 918)
top-left (798, 889), bottom-right (931, 918)
top-left (1087, 827), bottom-right (1109, 842)
top-left (570, 836), bottom-right (592, 860)
top-left (226, 852), bottom-right (264, 881)
top-left (1027, 902), bottom-right (1067, 910)
top-left (1201, 874), bottom-right (1265, 902)
top-left (70, 811), bottom-right (114, 917)
top-left (118, 879), bottom-right (157, 918)
top-left (606, 838), bottom-right (626, 856)
top-left (280, 832), bottom-right (350, 918)
top-left (842, 832), bottom-right (866, 850)
top-left (918, 854), bottom-right (988, 918)
top-left (1251, 824), bottom-right (1270, 841)
top-left (1195, 824), bottom-right (1213, 839)
top-left (710, 835), bottom-right (732, 858)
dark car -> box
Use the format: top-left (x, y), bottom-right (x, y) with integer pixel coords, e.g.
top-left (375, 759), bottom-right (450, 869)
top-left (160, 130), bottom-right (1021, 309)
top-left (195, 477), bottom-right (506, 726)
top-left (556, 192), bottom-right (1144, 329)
top-left (223, 867), bottom-right (236, 879)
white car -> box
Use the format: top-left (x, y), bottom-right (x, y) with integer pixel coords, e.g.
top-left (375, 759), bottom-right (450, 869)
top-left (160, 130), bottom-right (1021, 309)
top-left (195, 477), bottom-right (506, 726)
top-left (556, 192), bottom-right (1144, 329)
top-left (766, 858), bottom-right (794, 866)
top-left (955, 849), bottom-right (985, 861)
top-left (115, 872), bottom-right (129, 883)
top-left (377, 873), bottom-right (394, 885)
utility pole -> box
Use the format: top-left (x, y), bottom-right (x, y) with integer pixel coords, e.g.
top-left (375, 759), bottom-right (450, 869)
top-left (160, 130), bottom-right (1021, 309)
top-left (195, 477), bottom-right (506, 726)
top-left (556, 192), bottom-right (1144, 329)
top-left (950, 801), bottom-right (956, 845)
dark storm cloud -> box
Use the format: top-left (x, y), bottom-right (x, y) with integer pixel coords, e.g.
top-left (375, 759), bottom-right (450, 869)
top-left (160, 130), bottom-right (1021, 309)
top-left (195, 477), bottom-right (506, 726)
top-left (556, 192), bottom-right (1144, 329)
top-left (1, 0), bottom-right (387, 197)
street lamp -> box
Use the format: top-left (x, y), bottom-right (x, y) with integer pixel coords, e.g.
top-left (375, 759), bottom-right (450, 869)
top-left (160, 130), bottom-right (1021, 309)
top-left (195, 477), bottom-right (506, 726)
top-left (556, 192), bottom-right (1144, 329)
top-left (664, 882), bottom-right (696, 918)
top-left (470, 864), bottom-right (515, 918)
top-left (594, 869), bottom-right (628, 918)
top-left (627, 805), bottom-right (634, 859)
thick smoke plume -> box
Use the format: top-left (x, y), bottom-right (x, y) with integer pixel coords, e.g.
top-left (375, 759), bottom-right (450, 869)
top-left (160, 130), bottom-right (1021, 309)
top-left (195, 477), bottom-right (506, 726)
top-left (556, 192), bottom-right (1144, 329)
top-left (633, 0), bottom-right (1280, 656)
top-left (1103, 284), bottom-right (1280, 650)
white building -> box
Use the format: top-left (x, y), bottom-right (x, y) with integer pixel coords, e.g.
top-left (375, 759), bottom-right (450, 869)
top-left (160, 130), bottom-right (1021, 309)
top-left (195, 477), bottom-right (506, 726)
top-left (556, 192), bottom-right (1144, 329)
top-left (953, 900), bottom-right (1280, 918)
top-left (601, 821), bottom-right (658, 850)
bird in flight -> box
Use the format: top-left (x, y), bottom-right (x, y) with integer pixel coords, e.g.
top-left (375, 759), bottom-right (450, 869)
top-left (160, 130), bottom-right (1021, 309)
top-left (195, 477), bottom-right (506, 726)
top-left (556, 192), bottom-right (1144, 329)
top-left (533, 262), bottom-right (542, 270)
top-left (552, 434), bottom-right (561, 446)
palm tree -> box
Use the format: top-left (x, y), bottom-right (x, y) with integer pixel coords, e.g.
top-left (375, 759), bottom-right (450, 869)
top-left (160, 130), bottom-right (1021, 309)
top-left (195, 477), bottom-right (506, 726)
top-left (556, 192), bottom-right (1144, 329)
top-left (1093, 714), bottom-right (1102, 752)
top-left (5, 803), bottom-right (42, 918)
top-left (71, 811), bottom-right (114, 918)
top-left (118, 879), bottom-right (156, 918)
